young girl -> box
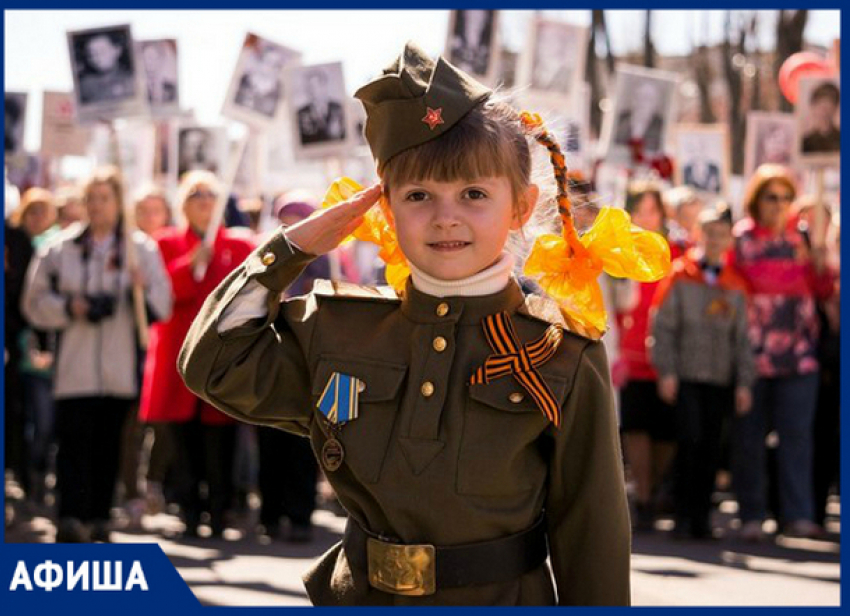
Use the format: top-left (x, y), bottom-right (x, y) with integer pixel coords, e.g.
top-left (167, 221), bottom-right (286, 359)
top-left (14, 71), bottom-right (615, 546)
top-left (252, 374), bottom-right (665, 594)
top-left (179, 43), bottom-right (651, 605)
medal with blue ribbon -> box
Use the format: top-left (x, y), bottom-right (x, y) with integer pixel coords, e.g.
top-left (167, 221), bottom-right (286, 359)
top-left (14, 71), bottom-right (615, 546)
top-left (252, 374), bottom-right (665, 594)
top-left (317, 372), bottom-right (363, 471)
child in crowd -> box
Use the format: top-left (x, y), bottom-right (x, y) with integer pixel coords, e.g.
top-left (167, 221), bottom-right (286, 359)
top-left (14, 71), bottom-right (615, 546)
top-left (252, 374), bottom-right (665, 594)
top-left (651, 203), bottom-right (754, 539)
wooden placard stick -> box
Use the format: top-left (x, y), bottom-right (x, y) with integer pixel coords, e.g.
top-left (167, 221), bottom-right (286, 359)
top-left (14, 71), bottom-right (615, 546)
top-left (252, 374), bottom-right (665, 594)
top-left (192, 134), bottom-right (249, 281)
top-left (810, 166), bottom-right (828, 273)
top-left (105, 120), bottom-right (150, 349)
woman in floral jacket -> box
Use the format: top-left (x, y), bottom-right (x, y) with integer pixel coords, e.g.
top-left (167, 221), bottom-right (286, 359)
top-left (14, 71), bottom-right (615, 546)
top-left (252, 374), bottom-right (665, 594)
top-left (729, 164), bottom-right (834, 541)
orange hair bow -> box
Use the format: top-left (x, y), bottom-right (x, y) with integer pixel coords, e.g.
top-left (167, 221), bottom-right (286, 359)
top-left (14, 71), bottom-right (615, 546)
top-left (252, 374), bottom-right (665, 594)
top-left (519, 111), bottom-right (671, 338)
top-left (523, 207), bottom-right (671, 337)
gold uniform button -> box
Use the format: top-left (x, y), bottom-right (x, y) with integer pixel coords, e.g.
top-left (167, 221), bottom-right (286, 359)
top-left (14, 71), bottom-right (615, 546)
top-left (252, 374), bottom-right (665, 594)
top-left (261, 252), bottom-right (276, 266)
top-left (357, 381), bottom-right (366, 393)
top-left (421, 381), bottom-right (435, 397)
top-left (509, 392), bottom-right (525, 404)
top-left (436, 302), bottom-right (449, 317)
top-left (432, 337), bottom-right (447, 352)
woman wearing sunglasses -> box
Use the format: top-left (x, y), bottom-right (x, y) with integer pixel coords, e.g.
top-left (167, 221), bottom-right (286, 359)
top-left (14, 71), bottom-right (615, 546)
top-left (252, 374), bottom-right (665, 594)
top-left (729, 164), bottom-right (835, 542)
top-left (138, 170), bottom-right (255, 538)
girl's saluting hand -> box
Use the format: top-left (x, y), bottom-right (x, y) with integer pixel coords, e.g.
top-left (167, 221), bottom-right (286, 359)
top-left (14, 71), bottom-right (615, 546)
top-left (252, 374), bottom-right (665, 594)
top-left (285, 184), bottom-right (381, 256)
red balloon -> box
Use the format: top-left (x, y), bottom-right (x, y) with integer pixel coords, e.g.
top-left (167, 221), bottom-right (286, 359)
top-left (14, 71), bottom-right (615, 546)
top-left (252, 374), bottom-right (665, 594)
top-left (778, 52), bottom-right (834, 105)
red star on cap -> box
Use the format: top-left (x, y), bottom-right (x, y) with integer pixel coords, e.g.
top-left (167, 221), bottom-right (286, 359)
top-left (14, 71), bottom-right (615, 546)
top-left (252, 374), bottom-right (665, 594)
top-left (422, 107), bottom-right (445, 130)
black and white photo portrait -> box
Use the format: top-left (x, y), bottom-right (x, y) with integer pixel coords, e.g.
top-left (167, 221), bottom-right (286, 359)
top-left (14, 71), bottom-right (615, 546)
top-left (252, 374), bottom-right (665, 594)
top-left (176, 125), bottom-right (224, 179)
top-left (286, 62), bottom-right (348, 158)
top-left (67, 25), bottom-right (146, 122)
top-left (5, 92), bottom-right (27, 155)
top-left (674, 125), bottom-right (728, 196)
top-left (796, 76), bottom-right (840, 165)
top-left (223, 33), bottom-right (300, 128)
top-left (139, 39), bottom-right (179, 113)
top-left (445, 10), bottom-right (499, 82)
top-left (605, 65), bottom-right (678, 163)
top-left (744, 111), bottom-right (797, 178)
top-left (519, 18), bottom-right (588, 102)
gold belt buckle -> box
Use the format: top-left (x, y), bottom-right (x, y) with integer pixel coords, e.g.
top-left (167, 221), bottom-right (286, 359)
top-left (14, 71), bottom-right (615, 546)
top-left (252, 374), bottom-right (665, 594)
top-left (367, 537), bottom-right (436, 596)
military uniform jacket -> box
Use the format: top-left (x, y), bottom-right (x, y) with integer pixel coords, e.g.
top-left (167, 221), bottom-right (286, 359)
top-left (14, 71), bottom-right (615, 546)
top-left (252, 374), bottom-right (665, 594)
top-left (179, 229), bottom-right (631, 606)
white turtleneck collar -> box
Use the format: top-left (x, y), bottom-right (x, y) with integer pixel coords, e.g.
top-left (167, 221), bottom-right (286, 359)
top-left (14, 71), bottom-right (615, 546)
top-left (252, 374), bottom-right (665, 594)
top-left (407, 253), bottom-right (516, 298)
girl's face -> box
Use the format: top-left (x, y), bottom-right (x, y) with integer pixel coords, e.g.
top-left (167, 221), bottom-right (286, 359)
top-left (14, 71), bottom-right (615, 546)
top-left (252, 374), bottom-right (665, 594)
top-left (630, 194), bottom-right (664, 233)
top-left (388, 176), bottom-right (536, 281)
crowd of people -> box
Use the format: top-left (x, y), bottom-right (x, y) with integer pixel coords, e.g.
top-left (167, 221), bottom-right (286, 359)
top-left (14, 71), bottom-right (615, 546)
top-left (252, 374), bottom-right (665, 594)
top-left (4, 157), bottom-right (840, 545)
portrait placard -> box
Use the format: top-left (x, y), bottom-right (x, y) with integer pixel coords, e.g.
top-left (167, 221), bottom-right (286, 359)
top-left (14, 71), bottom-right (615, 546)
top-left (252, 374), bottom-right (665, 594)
top-left (673, 124), bottom-right (729, 197)
top-left (67, 24), bottom-right (148, 124)
top-left (795, 75), bottom-right (840, 167)
top-left (601, 64), bottom-right (680, 165)
top-left (284, 62), bottom-right (350, 160)
top-left (444, 10), bottom-right (501, 86)
top-left (5, 91), bottom-right (28, 155)
top-left (222, 33), bottom-right (301, 129)
top-left (517, 18), bottom-right (589, 105)
top-left (174, 123), bottom-right (228, 181)
top-left (744, 111), bottom-right (797, 178)
top-left (40, 91), bottom-right (92, 158)
top-left (138, 39), bottom-right (180, 117)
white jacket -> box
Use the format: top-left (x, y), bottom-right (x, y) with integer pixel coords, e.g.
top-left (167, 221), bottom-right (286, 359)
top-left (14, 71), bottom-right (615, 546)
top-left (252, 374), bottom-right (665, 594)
top-left (22, 225), bottom-right (173, 400)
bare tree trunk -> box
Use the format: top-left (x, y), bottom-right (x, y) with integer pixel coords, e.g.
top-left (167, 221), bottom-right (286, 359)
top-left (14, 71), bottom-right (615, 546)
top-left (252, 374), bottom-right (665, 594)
top-left (694, 45), bottom-right (716, 123)
top-left (774, 10), bottom-right (809, 111)
top-left (749, 14), bottom-right (763, 111)
top-left (722, 12), bottom-right (748, 175)
top-left (643, 10), bottom-right (656, 68)
top-left (599, 10), bottom-right (616, 75)
top-left (586, 9), bottom-right (616, 139)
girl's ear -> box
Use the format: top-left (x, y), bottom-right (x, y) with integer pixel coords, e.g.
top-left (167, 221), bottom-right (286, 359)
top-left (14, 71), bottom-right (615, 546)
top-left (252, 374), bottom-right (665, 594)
top-left (511, 183), bottom-right (539, 231)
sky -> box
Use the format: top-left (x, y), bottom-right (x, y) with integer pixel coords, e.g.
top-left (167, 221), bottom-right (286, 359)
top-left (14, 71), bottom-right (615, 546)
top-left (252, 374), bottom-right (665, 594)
top-left (4, 9), bottom-right (841, 152)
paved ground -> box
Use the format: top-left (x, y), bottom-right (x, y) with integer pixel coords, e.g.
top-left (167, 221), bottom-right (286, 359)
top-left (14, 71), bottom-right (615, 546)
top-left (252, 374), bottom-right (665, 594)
top-left (5, 482), bottom-right (841, 607)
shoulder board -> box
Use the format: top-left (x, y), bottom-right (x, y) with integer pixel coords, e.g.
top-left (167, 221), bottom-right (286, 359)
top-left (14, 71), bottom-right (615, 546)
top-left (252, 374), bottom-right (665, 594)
top-left (517, 293), bottom-right (605, 342)
top-left (313, 279), bottom-right (400, 303)
top-left (517, 293), bottom-right (566, 328)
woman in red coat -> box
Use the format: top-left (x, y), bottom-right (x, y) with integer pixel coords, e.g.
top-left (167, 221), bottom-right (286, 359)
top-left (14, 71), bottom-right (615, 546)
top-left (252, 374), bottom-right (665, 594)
top-left (616, 181), bottom-right (680, 533)
top-left (139, 170), bottom-right (254, 537)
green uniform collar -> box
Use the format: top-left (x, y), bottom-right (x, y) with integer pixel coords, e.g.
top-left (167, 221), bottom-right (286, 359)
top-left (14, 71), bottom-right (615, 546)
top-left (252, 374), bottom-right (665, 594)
top-left (400, 277), bottom-right (524, 325)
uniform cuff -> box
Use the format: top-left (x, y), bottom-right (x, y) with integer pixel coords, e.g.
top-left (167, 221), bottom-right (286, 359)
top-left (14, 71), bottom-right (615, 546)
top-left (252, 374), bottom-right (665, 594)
top-left (245, 228), bottom-right (317, 293)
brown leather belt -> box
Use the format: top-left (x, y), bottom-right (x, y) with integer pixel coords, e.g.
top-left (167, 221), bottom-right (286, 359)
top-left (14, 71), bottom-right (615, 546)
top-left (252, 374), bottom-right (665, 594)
top-left (343, 515), bottom-right (548, 596)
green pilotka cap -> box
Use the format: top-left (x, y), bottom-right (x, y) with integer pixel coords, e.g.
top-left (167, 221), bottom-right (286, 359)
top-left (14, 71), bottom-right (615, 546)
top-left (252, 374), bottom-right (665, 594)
top-left (354, 41), bottom-right (492, 169)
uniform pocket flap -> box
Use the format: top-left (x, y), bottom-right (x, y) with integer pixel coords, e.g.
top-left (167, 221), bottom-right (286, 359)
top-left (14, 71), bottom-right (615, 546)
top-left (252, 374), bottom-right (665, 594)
top-left (468, 372), bottom-right (569, 414)
top-left (312, 355), bottom-right (407, 403)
